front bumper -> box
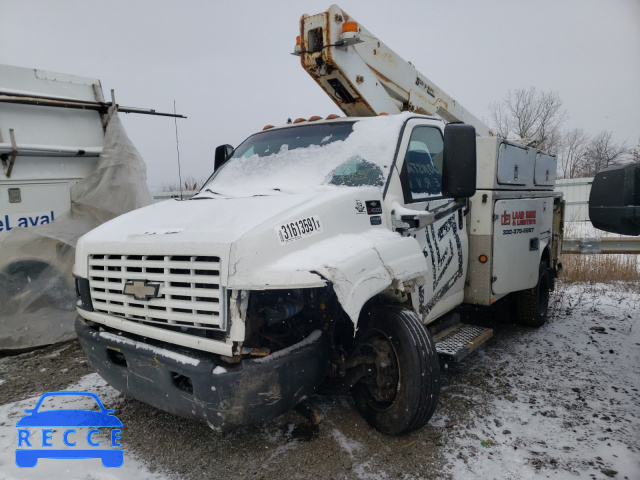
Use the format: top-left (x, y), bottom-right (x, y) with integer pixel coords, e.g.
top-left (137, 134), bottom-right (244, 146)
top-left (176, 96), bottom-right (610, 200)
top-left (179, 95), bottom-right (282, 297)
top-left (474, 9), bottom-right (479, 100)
top-left (76, 316), bottom-right (329, 431)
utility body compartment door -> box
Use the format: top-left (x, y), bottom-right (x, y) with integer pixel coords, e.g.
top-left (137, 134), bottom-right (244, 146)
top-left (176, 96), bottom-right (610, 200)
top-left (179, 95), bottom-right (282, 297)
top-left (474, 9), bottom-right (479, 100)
top-left (534, 152), bottom-right (557, 186)
top-left (0, 182), bottom-right (70, 233)
top-left (497, 143), bottom-right (532, 186)
top-left (492, 198), bottom-right (543, 294)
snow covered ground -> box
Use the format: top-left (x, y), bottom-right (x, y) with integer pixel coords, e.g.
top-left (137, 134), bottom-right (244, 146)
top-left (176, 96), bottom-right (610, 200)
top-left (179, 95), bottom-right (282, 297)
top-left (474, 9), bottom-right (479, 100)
top-left (441, 282), bottom-right (640, 479)
top-left (0, 281), bottom-right (638, 479)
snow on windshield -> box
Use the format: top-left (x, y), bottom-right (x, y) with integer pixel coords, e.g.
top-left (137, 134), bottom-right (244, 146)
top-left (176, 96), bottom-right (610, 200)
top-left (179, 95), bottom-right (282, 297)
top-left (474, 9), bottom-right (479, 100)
top-left (200, 115), bottom-right (405, 197)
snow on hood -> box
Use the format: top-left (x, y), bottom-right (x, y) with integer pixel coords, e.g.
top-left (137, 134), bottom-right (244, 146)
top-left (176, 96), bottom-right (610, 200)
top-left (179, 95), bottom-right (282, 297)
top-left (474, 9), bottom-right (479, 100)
top-left (78, 192), bottom-right (320, 246)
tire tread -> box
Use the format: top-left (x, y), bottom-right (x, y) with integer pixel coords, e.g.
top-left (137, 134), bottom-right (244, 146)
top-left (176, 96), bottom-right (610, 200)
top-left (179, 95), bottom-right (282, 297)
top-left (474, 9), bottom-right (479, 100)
top-left (354, 305), bottom-right (440, 435)
top-left (515, 261), bottom-right (549, 328)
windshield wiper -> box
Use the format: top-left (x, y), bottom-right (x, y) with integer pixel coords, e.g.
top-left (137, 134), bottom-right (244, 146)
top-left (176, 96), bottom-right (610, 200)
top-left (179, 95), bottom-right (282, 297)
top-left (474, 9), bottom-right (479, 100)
top-left (190, 188), bottom-right (223, 200)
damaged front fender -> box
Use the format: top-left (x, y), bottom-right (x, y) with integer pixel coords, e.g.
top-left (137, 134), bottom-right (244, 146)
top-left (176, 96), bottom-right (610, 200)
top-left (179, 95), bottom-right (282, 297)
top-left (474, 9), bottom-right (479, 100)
top-left (245, 230), bottom-right (428, 328)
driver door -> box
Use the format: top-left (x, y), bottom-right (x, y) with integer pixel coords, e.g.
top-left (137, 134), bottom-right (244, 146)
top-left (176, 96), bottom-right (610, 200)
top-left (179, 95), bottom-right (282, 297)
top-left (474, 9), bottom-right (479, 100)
top-left (398, 122), bottom-right (469, 323)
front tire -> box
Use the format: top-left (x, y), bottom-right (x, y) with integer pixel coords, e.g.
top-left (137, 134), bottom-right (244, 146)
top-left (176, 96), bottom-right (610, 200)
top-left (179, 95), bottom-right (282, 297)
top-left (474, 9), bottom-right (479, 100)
top-left (352, 305), bottom-right (440, 435)
top-left (515, 261), bottom-right (550, 328)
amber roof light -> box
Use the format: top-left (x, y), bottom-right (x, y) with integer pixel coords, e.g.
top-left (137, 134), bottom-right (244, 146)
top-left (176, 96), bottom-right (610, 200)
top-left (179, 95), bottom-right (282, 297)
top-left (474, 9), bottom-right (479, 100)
top-left (342, 21), bottom-right (358, 33)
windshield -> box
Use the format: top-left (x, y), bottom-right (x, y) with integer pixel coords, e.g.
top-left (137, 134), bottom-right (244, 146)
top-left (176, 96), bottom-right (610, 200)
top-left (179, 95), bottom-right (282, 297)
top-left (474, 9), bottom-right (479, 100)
top-left (199, 116), bottom-right (404, 197)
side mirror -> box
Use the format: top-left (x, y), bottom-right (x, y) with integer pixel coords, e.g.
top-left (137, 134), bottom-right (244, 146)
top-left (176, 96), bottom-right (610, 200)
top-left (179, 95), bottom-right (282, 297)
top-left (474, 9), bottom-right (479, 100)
top-left (214, 144), bottom-right (234, 171)
top-left (589, 163), bottom-right (640, 236)
top-left (442, 123), bottom-right (477, 199)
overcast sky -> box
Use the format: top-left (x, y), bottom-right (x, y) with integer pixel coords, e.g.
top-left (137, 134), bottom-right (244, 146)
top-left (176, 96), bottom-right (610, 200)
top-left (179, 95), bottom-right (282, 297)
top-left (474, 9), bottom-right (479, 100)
top-left (1, 0), bottom-right (638, 188)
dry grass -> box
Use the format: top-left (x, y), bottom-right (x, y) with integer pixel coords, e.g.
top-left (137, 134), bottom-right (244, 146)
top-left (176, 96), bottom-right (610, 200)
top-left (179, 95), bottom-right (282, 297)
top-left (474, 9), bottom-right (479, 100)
top-left (158, 176), bottom-right (206, 192)
top-left (561, 222), bottom-right (640, 284)
top-left (559, 254), bottom-right (640, 284)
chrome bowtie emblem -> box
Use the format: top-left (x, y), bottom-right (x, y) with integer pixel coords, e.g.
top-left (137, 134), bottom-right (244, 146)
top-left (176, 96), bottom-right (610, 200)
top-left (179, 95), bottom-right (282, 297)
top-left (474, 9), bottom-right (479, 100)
top-left (123, 280), bottom-right (160, 301)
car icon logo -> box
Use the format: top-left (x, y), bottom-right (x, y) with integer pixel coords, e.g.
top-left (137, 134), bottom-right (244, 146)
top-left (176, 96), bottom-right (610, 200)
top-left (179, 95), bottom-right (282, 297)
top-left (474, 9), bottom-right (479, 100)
top-left (15, 391), bottom-right (124, 468)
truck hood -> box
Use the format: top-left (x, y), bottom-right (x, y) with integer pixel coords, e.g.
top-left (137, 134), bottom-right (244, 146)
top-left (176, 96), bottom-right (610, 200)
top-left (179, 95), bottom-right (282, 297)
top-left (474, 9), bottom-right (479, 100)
top-left (75, 186), bottom-right (428, 325)
top-left (78, 191), bottom-right (325, 245)
top-left (76, 187), bottom-right (393, 281)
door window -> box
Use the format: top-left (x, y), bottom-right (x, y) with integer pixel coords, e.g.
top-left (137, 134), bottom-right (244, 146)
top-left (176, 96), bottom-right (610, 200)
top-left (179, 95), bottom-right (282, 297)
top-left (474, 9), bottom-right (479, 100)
top-left (402, 126), bottom-right (444, 202)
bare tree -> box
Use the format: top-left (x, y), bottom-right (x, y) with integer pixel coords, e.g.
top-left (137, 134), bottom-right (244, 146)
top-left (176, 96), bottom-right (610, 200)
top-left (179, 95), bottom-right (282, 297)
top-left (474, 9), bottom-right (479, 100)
top-left (488, 87), bottom-right (566, 153)
top-left (558, 128), bottom-right (590, 179)
top-left (628, 137), bottom-right (640, 164)
top-left (577, 131), bottom-right (628, 177)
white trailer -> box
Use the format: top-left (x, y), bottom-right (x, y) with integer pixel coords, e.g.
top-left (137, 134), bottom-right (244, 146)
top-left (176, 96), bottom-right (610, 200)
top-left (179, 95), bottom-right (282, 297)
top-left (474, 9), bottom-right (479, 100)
top-left (0, 66), bottom-right (105, 233)
top-left (1, 65), bottom-right (184, 234)
top-left (0, 65), bottom-right (182, 351)
top-left (73, 5), bottom-right (563, 435)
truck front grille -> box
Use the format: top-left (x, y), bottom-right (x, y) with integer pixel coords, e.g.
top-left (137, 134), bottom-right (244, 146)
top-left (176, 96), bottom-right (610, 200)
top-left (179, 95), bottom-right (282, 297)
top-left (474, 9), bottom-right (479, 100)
top-left (88, 254), bottom-right (226, 336)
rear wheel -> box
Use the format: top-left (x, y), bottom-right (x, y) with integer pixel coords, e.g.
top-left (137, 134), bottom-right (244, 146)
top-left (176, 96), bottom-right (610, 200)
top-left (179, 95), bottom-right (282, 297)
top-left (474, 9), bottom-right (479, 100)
top-left (515, 261), bottom-right (550, 328)
top-left (352, 305), bottom-right (440, 435)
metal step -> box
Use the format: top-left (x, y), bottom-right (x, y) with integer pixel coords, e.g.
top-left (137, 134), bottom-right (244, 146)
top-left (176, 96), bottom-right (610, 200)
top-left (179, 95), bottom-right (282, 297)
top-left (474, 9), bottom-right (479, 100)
top-left (434, 323), bottom-right (493, 363)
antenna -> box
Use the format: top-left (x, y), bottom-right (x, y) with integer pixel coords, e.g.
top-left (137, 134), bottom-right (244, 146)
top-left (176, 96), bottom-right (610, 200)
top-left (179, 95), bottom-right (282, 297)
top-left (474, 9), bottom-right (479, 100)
top-left (173, 100), bottom-right (183, 200)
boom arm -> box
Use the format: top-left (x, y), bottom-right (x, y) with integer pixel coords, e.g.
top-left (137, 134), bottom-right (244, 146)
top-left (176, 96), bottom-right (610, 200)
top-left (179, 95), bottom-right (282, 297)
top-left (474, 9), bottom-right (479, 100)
top-left (295, 4), bottom-right (489, 136)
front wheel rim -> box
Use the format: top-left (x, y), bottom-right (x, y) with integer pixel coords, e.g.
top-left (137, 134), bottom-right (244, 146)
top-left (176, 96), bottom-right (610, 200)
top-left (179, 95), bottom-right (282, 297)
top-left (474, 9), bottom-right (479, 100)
top-left (356, 331), bottom-right (400, 411)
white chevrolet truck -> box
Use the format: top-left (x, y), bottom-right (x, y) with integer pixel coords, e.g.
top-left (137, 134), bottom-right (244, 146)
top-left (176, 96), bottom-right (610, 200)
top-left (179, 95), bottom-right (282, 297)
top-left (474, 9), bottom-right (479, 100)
top-left (74, 5), bottom-right (564, 435)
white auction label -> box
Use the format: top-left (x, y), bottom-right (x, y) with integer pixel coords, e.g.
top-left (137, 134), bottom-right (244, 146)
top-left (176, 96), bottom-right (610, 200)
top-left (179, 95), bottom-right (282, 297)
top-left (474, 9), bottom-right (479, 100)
top-left (275, 215), bottom-right (323, 244)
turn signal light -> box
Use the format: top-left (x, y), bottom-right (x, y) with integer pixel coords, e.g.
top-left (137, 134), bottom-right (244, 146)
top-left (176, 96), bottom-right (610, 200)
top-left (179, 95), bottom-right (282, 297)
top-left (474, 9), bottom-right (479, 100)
top-left (479, 255), bottom-right (488, 263)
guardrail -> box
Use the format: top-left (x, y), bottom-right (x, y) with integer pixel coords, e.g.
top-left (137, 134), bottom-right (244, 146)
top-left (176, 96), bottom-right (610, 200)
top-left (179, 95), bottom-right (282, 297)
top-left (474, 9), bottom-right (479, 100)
top-left (562, 237), bottom-right (640, 254)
